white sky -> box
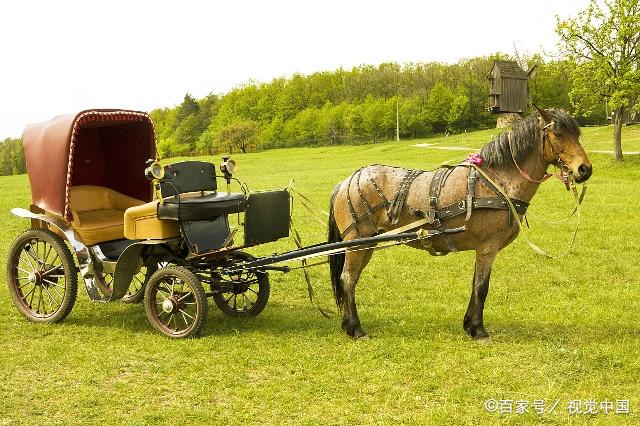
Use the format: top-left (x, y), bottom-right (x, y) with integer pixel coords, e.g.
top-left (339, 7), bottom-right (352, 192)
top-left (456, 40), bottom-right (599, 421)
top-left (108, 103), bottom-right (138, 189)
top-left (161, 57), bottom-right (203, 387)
top-left (0, 0), bottom-right (589, 138)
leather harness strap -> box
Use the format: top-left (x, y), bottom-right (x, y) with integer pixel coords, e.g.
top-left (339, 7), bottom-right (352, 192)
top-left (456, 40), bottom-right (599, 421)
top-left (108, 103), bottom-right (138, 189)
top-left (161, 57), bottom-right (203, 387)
top-left (466, 168), bottom-right (477, 221)
top-left (438, 197), bottom-right (529, 221)
top-left (427, 167), bottom-right (459, 252)
top-left (388, 169), bottom-right (424, 225)
top-left (339, 163), bottom-right (530, 246)
top-left (340, 167), bottom-right (390, 239)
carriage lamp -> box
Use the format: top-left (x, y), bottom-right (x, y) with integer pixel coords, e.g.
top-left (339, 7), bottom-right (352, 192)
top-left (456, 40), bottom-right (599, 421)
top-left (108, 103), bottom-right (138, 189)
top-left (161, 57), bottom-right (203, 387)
top-left (144, 159), bottom-right (165, 180)
top-left (220, 157), bottom-right (236, 193)
top-left (220, 157), bottom-right (236, 176)
top-left (144, 159), bottom-right (165, 203)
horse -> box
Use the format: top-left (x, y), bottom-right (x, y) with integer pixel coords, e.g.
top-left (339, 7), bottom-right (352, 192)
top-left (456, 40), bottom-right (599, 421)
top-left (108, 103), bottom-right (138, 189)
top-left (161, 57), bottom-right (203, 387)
top-left (327, 107), bottom-right (592, 341)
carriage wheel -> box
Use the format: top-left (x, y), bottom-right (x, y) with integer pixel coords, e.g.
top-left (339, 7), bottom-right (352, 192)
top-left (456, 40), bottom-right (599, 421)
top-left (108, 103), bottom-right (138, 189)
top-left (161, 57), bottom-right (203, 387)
top-left (102, 264), bottom-right (160, 303)
top-left (6, 228), bottom-right (78, 323)
top-left (212, 252), bottom-right (270, 317)
top-left (144, 266), bottom-right (207, 338)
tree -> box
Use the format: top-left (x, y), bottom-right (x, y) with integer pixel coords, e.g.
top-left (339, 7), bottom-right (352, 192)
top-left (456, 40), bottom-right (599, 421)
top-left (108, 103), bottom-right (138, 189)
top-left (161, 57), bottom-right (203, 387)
top-left (344, 103), bottom-right (365, 141)
top-left (317, 102), bottom-right (348, 145)
top-left (0, 138), bottom-right (26, 176)
top-left (400, 96), bottom-right (429, 138)
top-left (556, 0), bottom-right (640, 160)
top-left (448, 93), bottom-right (470, 131)
top-left (426, 83), bottom-right (454, 133)
top-left (361, 96), bottom-right (388, 141)
top-left (213, 120), bottom-right (259, 154)
top-left (528, 58), bottom-right (574, 113)
top-left (176, 93), bottom-right (200, 123)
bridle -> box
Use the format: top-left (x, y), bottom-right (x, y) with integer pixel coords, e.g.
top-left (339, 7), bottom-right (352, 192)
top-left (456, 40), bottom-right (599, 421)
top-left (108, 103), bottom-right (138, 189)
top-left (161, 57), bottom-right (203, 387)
top-left (486, 119), bottom-right (587, 258)
top-left (508, 121), bottom-right (572, 189)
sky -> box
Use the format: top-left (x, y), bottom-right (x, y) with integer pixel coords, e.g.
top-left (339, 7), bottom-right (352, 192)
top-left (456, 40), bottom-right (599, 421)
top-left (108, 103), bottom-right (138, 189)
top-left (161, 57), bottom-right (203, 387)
top-left (0, 0), bottom-right (590, 139)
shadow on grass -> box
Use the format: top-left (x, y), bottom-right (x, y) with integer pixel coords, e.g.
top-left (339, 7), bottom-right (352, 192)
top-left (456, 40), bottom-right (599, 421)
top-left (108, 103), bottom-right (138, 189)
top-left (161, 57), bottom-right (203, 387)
top-left (62, 300), bottom-right (338, 337)
top-left (363, 312), bottom-right (639, 344)
top-left (59, 299), bottom-right (637, 345)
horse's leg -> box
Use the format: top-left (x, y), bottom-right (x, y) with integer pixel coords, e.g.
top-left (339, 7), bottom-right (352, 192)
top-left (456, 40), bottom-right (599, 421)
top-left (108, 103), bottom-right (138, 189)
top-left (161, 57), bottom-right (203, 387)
top-left (463, 246), bottom-right (498, 341)
top-left (340, 248), bottom-right (373, 339)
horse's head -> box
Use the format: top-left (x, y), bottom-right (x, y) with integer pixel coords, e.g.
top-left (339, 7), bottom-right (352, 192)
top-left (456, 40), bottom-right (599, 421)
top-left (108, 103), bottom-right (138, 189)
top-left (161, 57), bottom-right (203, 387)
top-left (536, 107), bottom-right (592, 183)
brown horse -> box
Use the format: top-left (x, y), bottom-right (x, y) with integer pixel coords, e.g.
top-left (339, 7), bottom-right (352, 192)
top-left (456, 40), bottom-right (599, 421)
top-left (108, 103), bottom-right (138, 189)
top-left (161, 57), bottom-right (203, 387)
top-left (328, 108), bottom-right (592, 341)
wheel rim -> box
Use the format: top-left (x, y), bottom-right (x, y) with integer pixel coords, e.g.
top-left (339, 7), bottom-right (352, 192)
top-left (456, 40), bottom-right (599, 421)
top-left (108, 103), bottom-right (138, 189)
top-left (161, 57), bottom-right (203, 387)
top-left (11, 237), bottom-right (67, 318)
top-left (218, 270), bottom-right (261, 313)
top-left (149, 275), bottom-right (199, 335)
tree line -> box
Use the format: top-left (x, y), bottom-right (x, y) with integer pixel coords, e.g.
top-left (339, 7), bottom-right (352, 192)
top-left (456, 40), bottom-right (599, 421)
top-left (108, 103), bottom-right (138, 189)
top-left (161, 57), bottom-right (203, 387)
top-left (149, 55), bottom-right (603, 158)
top-left (0, 138), bottom-right (25, 176)
top-left (0, 54), bottom-right (610, 176)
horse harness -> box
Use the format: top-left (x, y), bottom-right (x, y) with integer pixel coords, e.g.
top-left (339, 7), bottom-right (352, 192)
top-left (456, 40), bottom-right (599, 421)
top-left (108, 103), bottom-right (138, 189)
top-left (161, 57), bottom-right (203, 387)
top-left (340, 164), bottom-right (529, 254)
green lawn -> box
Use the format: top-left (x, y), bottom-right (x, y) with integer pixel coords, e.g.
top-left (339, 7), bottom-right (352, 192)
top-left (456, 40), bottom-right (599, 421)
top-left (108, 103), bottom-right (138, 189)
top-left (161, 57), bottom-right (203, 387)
top-left (0, 126), bottom-right (638, 425)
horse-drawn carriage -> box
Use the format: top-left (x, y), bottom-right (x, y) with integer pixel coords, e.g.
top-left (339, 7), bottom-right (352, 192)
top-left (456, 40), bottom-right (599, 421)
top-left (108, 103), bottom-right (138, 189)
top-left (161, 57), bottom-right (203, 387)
top-left (6, 107), bottom-right (592, 341)
top-left (7, 109), bottom-right (440, 338)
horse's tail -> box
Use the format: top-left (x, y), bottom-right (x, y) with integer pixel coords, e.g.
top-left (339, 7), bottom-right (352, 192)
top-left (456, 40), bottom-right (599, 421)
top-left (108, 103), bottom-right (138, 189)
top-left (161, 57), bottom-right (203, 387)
top-left (328, 185), bottom-right (345, 310)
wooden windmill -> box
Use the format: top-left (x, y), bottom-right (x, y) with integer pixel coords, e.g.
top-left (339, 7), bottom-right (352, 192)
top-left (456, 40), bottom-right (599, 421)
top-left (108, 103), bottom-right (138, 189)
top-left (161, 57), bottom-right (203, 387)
top-left (487, 60), bottom-right (530, 114)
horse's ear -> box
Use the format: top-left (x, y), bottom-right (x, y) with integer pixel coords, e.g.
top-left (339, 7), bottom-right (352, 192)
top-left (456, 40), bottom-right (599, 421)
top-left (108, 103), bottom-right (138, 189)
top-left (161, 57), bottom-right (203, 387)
top-left (534, 105), bottom-right (552, 124)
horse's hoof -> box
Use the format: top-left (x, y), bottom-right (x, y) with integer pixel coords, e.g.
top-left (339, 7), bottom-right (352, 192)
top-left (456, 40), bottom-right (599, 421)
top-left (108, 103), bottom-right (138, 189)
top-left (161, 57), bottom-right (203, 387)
top-left (354, 332), bottom-right (369, 340)
top-left (475, 336), bottom-right (492, 345)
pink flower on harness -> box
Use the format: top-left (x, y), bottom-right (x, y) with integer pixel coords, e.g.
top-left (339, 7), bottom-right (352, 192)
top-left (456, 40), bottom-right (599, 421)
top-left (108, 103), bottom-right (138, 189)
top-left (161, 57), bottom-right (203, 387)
top-left (466, 153), bottom-right (484, 166)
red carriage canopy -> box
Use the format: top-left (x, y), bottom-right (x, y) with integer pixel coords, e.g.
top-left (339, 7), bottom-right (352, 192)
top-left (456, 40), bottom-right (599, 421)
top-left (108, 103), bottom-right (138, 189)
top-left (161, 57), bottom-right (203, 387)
top-left (22, 109), bottom-right (156, 220)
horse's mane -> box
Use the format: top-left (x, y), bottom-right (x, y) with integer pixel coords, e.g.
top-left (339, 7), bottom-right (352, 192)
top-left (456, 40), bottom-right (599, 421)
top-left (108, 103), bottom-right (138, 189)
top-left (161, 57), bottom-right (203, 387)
top-left (479, 109), bottom-right (581, 168)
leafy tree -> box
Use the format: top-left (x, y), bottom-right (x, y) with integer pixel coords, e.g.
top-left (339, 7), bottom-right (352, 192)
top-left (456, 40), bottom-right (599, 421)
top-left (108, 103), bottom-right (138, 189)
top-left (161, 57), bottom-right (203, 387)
top-left (556, 0), bottom-right (640, 160)
top-left (528, 58), bottom-right (573, 113)
top-left (283, 108), bottom-right (322, 145)
top-left (448, 93), bottom-right (470, 131)
top-left (213, 120), bottom-right (259, 153)
top-left (400, 96), bottom-right (428, 138)
top-left (344, 103), bottom-right (365, 141)
top-left (361, 96), bottom-right (388, 141)
top-left (259, 116), bottom-right (286, 148)
top-left (174, 114), bottom-right (201, 150)
top-left (317, 102), bottom-right (348, 145)
top-left (176, 93), bottom-right (200, 123)
top-left (426, 83), bottom-right (454, 133)
top-left (0, 138), bottom-right (26, 175)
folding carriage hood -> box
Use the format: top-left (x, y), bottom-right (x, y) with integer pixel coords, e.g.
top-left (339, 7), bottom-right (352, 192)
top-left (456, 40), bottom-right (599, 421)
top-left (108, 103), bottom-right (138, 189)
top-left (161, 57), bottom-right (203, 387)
top-left (22, 109), bottom-right (156, 220)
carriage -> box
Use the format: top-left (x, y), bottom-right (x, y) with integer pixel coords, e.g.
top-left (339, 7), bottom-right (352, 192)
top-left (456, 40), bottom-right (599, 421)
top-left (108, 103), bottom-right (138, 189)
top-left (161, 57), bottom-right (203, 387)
top-left (7, 109), bottom-right (444, 338)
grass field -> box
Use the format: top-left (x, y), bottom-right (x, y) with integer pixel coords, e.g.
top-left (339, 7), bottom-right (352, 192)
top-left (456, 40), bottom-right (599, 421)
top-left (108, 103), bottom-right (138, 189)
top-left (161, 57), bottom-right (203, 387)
top-left (0, 125), bottom-right (639, 425)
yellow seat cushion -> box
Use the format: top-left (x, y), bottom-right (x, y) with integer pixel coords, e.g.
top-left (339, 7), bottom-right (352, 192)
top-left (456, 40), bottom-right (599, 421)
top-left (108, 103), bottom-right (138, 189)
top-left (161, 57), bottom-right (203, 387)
top-left (69, 185), bottom-right (145, 245)
top-left (124, 201), bottom-right (179, 240)
top-left (73, 209), bottom-right (127, 245)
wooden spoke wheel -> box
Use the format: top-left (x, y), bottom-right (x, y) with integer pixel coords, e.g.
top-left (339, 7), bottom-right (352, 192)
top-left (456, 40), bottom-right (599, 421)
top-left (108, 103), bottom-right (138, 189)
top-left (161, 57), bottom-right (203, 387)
top-left (212, 252), bottom-right (270, 317)
top-left (144, 266), bottom-right (207, 338)
top-left (6, 228), bottom-right (78, 323)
